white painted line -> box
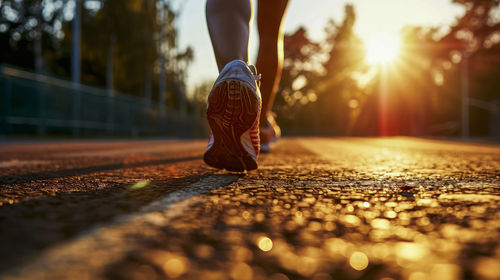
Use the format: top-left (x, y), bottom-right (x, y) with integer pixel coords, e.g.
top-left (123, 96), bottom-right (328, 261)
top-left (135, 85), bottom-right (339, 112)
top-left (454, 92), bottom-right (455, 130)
top-left (2, 174), bottom-right (239, 280)
top-left (140, 177), bottom-right (231, 213)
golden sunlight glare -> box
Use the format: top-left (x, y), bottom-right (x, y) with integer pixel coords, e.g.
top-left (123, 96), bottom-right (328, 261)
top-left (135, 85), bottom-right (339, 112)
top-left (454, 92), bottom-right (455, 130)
top-left (365, 34), bottom-right (401, 65)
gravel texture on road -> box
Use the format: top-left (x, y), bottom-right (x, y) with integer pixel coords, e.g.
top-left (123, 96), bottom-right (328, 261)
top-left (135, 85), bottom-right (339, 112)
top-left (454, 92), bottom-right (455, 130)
top-left (0, 138), bottom-right (499, 280)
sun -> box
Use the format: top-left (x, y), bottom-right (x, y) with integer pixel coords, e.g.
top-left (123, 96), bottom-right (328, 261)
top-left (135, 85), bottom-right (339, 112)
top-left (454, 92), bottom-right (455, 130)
top-left (365, 34), bottom-right (401, 65)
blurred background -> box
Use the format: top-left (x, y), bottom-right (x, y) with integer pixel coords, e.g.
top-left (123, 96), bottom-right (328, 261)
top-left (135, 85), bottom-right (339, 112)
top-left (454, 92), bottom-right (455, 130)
top-left (1, 0), bottom-right (499, 138)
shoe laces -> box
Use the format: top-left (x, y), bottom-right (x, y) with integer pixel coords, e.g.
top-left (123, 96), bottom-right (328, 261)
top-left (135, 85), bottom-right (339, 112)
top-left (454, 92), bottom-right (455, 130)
top-left (248, 65), bottom-right (261, 87)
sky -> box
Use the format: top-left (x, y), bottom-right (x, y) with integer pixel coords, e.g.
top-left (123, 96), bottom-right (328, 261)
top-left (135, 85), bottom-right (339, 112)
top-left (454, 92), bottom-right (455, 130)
top-left (177, 0), bottom-right (466, 94)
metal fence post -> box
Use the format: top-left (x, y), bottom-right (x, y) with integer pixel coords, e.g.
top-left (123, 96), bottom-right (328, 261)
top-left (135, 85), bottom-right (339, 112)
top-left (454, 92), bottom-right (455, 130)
top-left (71, 0), bottom-right (81, 136)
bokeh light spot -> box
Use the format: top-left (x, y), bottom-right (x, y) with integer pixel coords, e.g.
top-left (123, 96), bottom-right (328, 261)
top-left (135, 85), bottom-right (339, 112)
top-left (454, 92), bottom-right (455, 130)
top-left (349, 251), bottom-right (369, 271)
top-left (162, 256), bottom-right (187, 278)
top-left (258, 236), bottom-right (273, 252)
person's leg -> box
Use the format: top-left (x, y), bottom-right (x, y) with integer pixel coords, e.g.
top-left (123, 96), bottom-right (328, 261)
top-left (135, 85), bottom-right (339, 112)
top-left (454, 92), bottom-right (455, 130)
top-left (206, 0), bottom-right (252, 71)
top-left (204, 0), bottom-right (261, 171)
top-left (256, 0), bottom-right (289, 124)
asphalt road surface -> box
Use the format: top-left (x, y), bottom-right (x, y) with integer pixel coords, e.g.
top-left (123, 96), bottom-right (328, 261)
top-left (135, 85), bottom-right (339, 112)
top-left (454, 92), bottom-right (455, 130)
top-left (0, 137), bottom-right (499, 280)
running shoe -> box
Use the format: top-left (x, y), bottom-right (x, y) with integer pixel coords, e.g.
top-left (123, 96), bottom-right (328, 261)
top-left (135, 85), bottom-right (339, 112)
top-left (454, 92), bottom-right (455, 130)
top-left (260, 112), bottom-right (281, 153)
top-left (203, 60), bottom-right (261, 172)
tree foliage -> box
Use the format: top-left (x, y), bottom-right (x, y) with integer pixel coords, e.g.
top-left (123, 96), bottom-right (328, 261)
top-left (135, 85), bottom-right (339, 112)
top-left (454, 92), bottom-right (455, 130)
top-left (275, 5), bottom-right (369, 135)
top-left (0, 0), bottom-right (193, 110)
top-left (274, 1), bottom-right (500, 136)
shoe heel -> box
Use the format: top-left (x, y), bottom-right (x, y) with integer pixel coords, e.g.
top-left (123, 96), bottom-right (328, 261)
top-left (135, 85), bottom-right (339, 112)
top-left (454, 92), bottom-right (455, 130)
top-left (204, 80), bottom-right (259, 171)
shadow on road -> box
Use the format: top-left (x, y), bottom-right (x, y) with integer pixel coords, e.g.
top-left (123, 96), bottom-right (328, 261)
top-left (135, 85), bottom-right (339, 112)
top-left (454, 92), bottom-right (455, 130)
top-left (0, 173), bottom-right (214, 272)
top-left (0, 155), bottom-right (202, 184)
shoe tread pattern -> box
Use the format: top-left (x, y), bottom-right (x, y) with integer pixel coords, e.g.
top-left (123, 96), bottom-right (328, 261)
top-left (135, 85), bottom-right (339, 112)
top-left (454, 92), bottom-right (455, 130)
top-left (204, 80), bottom-right (259, 172)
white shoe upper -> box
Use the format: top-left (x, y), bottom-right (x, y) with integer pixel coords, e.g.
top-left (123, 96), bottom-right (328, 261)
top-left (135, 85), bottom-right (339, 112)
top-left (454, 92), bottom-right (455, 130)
top-left (209, 60), bottom-right (261, 98)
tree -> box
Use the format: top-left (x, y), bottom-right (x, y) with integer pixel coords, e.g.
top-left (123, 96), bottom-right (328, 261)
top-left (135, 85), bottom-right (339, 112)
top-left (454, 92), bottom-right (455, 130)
top-left (317, 4), bottom-right (368, 135)
top-left (275, 4), bottom-right (369, 135)
top-left (1, 0), bottom-right (194, 112)
top-left (434, 0), bottom-right (500, 135)
top-left (273, 27), bottom-right (323, 134)
top-left (0, 0), bottom-right (70, 72)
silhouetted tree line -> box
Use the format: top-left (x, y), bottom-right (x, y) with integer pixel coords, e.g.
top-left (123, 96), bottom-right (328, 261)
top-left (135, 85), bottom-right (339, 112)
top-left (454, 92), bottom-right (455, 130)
top-left (2, 0), bottom-right (498, 136)
top-left (275, 1), bottom-right (500, 137)
top-left (0, 0), bottom-right (193, 110)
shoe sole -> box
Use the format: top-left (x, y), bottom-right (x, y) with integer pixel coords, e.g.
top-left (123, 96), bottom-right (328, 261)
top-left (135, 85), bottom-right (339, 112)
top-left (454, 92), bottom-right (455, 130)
top-left (204, 80), bottom-right (259, 172)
